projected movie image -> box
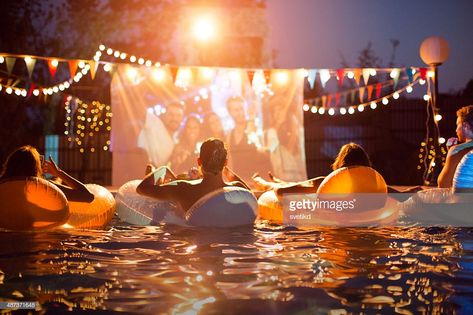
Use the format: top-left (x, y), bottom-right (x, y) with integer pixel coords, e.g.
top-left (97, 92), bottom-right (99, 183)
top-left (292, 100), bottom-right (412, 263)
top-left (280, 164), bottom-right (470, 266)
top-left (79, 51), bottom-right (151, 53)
top-left (111, 65), bottom-right (306, 185)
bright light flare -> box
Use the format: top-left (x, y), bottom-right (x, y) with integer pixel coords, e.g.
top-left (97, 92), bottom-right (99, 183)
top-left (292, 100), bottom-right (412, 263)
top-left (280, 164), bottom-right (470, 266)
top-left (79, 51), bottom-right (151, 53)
top-left (193, 17), bottom-right (216, 41)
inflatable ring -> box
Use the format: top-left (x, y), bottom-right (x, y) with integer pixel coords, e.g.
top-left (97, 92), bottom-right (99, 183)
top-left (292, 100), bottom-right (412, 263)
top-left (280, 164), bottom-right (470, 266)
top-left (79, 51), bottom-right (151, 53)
top-left (66, 184), bottom-right (116, 229)
top-left (258, 166), bottom-right (398, 226)
top-left (453, 151), bottom-right (473, 192)
top-left (116, 180), bottom-right (257, 227)
top-left (0, 177), bottom-right (69, 230)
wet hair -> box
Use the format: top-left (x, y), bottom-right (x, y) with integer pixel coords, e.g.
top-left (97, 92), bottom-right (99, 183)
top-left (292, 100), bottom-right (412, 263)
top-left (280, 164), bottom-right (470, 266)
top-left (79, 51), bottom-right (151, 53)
top-left (331, 142), bottom-right (372, 171)
top-left (0, 145), bottom-right (42, 179)
top-left (199, 138), bottom-right (228, 174)
top-left (456, 105), bottom-right (473, 129)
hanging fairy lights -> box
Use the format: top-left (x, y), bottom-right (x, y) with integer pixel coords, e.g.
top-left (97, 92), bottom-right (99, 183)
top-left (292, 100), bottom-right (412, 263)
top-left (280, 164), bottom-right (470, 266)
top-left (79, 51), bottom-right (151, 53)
top-left (64, 95), bottom-right (112, 153)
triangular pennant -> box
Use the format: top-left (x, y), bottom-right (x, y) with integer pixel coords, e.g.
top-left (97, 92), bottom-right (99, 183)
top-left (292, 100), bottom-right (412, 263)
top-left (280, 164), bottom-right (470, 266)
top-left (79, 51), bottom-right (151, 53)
top-left (337, 69), bottom-right (345, 88)
top-left (350, 89), bottom-right (356, 103)
top-left (406, 67), bottom-right (414, 83)
top-left (322, 95), bottom-right (327, 108)
top-left (263, 70), bottom-right (271, 82)
top-left (367, 85), bottom-right (374, 100)
top-left (47, 59), bottom-right (58, 78)
top-left (5, 57), bottom-right (16, 75)
top-left (319, 69), bottom-right (330, 88)
top-left (391, 69), bottom-right (400, 90)
top-left (169, 66), bottom-right (178, 83)
top-left (353, 69), bottom-right (362, 86)
top-left (359, 87), bottom-right (365, 103)
top-left (88, 60), bottom-right (98, 80)
top-left (419, 68), bottom-right (427, 80)
top-left (27, 83), bottom-right (35, 97)
top-left (375, 83), bottom-right (382, 98)
top-left (335, 92), bottom-right (340, 105)
top-left (307, 69), bottom-right (317, 90)
top-left (68, 60), bottom-right (79, 77)
top-left (247, 70), bottom-right (255, 85)
top-left (326, 95), bottom-right (332, 108)
top-left (24, 57), bottom-right (36, 79)
top-left (362, 68), bottom-right (371, 85)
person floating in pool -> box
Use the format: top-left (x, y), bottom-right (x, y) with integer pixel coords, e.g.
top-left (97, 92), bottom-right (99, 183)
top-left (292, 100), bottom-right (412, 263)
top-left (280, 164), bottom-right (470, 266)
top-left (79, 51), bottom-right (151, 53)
top-left (437, 104), bottom-right (473, 188)
top-left (0, 145), bottom-right (93, 202)
top-left (137, 138), bottom-right (252, 215)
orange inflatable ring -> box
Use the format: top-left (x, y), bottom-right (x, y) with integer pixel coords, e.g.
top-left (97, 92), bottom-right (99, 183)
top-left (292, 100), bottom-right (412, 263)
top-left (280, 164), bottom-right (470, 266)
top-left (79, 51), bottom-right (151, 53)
top-left (66, 184), bottom-right (116, 229)
top-left (0, 177), bottom-right (69, 230)
top-left (257, 166), bottom-right (399, 226)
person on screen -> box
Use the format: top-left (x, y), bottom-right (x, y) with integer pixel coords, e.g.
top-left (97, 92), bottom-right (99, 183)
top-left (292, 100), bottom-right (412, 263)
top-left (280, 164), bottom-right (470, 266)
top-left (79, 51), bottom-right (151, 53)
top-left (137, 138), bottom-right (251, 215)
top-left (437, 105), bottom-right (473, 188)
top-left (225, 96), bottom-right (269, 180)
top-left (201, 112), bottom-right (225, 140)
top-left (170, 114), bottom-right (202, 175)
top-left (137, 102), bottom-right (184, 167)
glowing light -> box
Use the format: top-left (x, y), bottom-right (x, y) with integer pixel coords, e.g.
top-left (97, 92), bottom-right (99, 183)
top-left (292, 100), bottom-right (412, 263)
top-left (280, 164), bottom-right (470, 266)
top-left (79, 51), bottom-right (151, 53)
top-left (302, 69), bottom-right (309, 77)
top-left (24, 56), bottom-right (32, 63)
top-left (127, 67), bottom-right (138, 80)
top-left (138, 58), bottom-right (144, 65)
top-left (103, 63), bottom-right (112, 72)
top-left (428, 71), bottom-right (435, 78)
top-left (393, 92), bottom-right (400, 99)
top-left (120, 52), bottom-right (127, 60)
top-left (206, 271), bottom-right (213, 276)
top-left (303, 104), bottom-right (310, 111)
top-left (175, 68), bottom-right (192, 87)
top-left (347, 71), bottom-right (354, 79)
top-left (406, 86), bottom-right (413, 93)
top-left (340, 107), bottom-right (347, 115)
top-left (99, 44), bottom-right (105, 51)
top-left (193, 17), bottom-right (216, 41)
top-left (390, 69), bottom-right (400, 78)
top-left (78, 61), bottom-right (85, 68)
top-left (51, 59), bottom-right (59, 67)
top-left (358, 104), bottom-right (364, 112)
top-left (423, 94), bottom-right (431, 101)
top-left (0, 56), bottom-right (3, 63)
top-left (348, 107), bottom-right (355, 114)
top-left (15, 89), bottom-right (21, 96)
top-left (113, 51), bottom-right (120, 58)
top-left (318, 107), bottom-right (325, 115)
top-left (145, 60), bottom-right (152, 67)
top-left (370, 69), bottom-right (376, 76)
top-left (419, 79), bottom-right (426, 85)
top-left (200, 67), bottom-right (215, 81)
top-left (33, 89), bottom-right (39, 96)
top-left (152, 68), bottom-right (167, 81)
top-left (328, 108), bottom-right (335, 115)
top-left (106, 48), bottom-right (113, 55)
top-left (435, 114), bottom-right (442, 121)
top-left (130, 55), bottom-right (137, 62)
top-left (275, 71), bottom-right (289, 85)
top-left (382, 98), bottom-right (389, 105)
top-left (439, 137), bottom-right (446, 144)
top-left (311, 106), bottom-right (317, 113)
top-left (370, 102), bottom-right (377, 109)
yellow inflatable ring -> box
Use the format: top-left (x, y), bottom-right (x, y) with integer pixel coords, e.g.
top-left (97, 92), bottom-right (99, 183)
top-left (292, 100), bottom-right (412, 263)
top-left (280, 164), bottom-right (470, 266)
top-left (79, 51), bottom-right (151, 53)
top-left (257, 166), bottom-right (398, 226)
top-left (0, 177), bottom-right (69, 230)
top-left (66, 184), bottom-right (116, 229)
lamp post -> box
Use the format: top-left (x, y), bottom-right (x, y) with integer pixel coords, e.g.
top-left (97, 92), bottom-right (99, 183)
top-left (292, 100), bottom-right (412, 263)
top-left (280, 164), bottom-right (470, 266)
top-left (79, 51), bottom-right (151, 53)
top-left (419, 36), bottom-right (449, 184)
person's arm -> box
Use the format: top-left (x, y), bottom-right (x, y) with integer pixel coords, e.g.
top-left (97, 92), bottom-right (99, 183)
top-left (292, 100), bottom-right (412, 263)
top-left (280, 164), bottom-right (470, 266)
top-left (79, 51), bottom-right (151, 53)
top-left (223, 166), bottom-right (251, 190)
top-left (275, 177), bottom-right (324, 195)
top-left (438, 147), bottom-right (458, 188)
top-left (43, 156), bottom-right (94, 203)
top-left (136, 168), bottom-right (190, 200)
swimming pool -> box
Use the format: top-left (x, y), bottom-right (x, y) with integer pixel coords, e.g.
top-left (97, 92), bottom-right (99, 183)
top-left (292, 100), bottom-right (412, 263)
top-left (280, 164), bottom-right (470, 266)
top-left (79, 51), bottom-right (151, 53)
top-left (0, 221), bottom-right (472, 314)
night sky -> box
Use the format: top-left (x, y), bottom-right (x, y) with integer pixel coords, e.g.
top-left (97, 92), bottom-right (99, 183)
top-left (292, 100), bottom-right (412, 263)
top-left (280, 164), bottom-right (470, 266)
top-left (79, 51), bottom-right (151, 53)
top-left (267, 0), bottom-right (473, 93)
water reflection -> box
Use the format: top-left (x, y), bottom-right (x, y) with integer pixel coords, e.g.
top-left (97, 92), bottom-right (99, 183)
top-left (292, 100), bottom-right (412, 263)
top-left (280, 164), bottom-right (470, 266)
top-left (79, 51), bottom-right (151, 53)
top-left (0, 224), bottom-right (471, 314)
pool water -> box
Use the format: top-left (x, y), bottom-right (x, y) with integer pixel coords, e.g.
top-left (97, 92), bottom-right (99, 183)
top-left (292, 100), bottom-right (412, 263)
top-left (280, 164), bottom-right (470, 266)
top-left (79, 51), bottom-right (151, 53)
top-left (1, 221), bottom-right (472, 314)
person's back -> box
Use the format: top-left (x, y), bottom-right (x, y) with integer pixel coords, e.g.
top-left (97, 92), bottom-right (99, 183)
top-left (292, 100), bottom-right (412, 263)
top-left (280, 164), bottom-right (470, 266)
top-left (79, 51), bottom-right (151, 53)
top-left (137, 138), bottom-right (251, 214)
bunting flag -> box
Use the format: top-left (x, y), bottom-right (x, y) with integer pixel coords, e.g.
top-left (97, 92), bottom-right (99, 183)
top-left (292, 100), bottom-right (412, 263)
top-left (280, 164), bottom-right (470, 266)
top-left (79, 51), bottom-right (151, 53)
top-left (375, 82), bottom-right (382, 98)
top-left (24, 58), bottom-right (36, 79)
top-left (359, 86), bottom-right (365, 103)
top-left (27, 83), bottom-right (35, 97)
top-left (169, 65), bottom-right (178, 83)
top-left (391, 69), bottom-right (400, 90)
top-left (5, 57), bottom-right (16, 75)
top-left (247, 70), bottom-right (255, 85)
top-left (350, 89), bottom-right (356, 103)
top-left (319, 69), bottom-right (330, 88)
top-left (419, 68), bottom-right (427, 80)
top-left (406, 67), bottom-right (414, 83)
top-left (353, 69), bottom-right (362, 86)
top-left (88, 60), bottom-right (98, 80)
top-left (263, 70), bottom-right (271, 82)
top-left (335, 92), bottom-right (340, 105)
top-left (337, 69), bottom-right (345, 88)
top-left (322, 95), bottom-right (327, 108)
top-left (47, 59), bottom-right (58, 78)
top-left (367, 85), bottom-right (374, 100)
top-left (362, 68), bottom-right (371, 85)
top-left (307, 69), bottom-right (317, 90)
top-left (326, 94), bottom-right (332, 108)
top-left (68, 60), bottom-right (79, 77)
